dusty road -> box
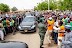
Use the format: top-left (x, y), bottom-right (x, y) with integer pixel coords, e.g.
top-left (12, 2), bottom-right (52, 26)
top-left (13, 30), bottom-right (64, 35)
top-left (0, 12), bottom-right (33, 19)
top-left (5, 28), bottom-right (57, 48)
top-left (5, 29), bottom-right (40, 48)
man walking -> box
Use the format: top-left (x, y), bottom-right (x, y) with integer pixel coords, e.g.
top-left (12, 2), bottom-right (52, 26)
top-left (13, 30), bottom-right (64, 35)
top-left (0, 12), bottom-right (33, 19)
top-left (61, 25), bottom-right (72, 48)
top-left (43, 17), bottom-right (54, 47)
top-left (38, 19), bottom-right (46, 48)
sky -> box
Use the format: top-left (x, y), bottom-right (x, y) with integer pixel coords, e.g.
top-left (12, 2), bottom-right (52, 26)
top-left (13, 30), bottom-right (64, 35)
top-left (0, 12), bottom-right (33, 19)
top-left (0, 0), bottom-right (43, 10)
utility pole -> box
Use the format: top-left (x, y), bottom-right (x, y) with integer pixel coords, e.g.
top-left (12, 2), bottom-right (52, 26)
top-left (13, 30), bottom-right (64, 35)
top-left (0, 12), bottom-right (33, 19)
top-left (48, 0), bottom-right (49, 10)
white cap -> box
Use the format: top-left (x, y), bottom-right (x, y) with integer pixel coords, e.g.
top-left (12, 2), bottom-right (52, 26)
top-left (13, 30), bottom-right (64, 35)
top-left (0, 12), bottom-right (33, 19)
top-left (49, 17), bottom-right (52, 20)
top-left (0, 18), bottom-right (2, 20)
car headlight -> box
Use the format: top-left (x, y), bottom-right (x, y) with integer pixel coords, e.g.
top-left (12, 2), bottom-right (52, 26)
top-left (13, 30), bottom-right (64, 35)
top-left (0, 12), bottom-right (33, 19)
top-left (18, 26), bottom-right (22, 30)
top-left (31, 25), bottom-right (35, 29)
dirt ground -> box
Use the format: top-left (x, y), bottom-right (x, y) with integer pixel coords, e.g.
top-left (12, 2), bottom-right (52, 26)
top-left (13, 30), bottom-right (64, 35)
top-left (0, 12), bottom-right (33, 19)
top-left (5, 29), bottom-right (57, 48)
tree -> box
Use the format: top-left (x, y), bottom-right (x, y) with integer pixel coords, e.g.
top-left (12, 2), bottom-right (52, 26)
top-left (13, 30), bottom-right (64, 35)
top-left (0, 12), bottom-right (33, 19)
top-left (65, 0), bottom-right (72, 10)
top-left (34, 0), bottom-right (72, 10)
top-left (37, 1), bottom-right (48, 10)
top-left (57, 0), bottom-right (72, 10)
top-left (0, 5), bottom-right (3, 11)
top-left (34, 1), bottom-right (57, 10)
top-left (49, 1), bottom-right (57, 10)
top-left (0, 3), bottom-right (10, 12)
top-left (34, 6), bottom-right (38, 10)
top-left (11, 7), bottom-right (18, 11)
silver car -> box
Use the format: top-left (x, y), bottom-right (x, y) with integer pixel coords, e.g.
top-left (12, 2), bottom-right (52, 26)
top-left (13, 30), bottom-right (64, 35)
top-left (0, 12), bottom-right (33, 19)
top-left (18, 16), bottom-right (37, 33)
top-left (0, 41), bottom-right (28, 48)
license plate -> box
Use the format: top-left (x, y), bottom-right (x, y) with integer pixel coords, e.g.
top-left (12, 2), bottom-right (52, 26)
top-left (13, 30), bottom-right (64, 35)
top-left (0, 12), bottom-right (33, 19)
top-left (24, 30), bottom-right (28, 32)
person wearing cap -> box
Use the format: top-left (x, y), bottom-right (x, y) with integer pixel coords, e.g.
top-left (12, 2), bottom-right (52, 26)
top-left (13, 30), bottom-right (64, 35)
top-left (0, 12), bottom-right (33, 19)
top-left (62, 16), bottom-right (65, 20)
top-left (2, 18), bottom-right (8, 35)
top-left (10, 18), bottom-right (15, 33)
top-left (70, 18), bottom-right (72, 31)
top-left (62, 15), bottom-right (68, 25)
top-left (61, 25), bottom-right (72, 48)
top-left (5, 13), bottom-right (9, 18)
top-left (38, 19), bottom-right (46, 48)
top-left (43, 17), bottom-right (54, 46)
top-left (62, 15), bottom-right (66, 22)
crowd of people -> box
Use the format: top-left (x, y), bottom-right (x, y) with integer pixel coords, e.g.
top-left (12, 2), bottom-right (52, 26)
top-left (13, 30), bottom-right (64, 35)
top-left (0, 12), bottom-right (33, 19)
top-left (38, 10), bottom-right (72, 48)
top-left (0, 10), bottom-right (72, 48)
top-left (0, 12), bottom-right (23, 40)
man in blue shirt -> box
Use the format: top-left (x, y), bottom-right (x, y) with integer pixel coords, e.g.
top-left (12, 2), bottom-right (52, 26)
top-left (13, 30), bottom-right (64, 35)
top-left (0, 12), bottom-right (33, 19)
top-left (60, 25), bottom-right (72, 48)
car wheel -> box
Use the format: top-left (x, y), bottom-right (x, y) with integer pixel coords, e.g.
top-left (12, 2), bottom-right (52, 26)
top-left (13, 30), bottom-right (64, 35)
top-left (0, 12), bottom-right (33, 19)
top-left (34, 27), bottom-right (36, 32)
top-left (25, 43), bottom-right (28, 48)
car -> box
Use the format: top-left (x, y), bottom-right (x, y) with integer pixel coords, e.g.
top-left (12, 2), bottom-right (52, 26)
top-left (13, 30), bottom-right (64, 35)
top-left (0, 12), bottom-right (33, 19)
top-left (18, 16), bottom-right (37, 33)
top-left (0, 41), bottom-right (28, 48)
top-left (25, 12), bottom-right (32, 16)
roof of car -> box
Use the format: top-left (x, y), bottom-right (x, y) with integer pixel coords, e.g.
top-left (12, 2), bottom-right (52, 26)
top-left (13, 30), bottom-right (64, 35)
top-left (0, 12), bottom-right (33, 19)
top-left (0, 41), bottom-right (28, 48)
top-left (26, 16), bottom-right (35, 17)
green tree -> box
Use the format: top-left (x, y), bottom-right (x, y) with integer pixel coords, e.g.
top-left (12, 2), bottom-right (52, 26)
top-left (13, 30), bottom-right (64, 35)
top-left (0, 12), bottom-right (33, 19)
top-left (58, 1), bottom-right (66, 10)
top-left (0, 3), bottom-right (10, 12)
top-left (37, 1), bottom-right (48, 10)
top-left (34, 1), bottom-right (57, 10)
top-left (49, 1), bottom-right (57, 10)
top-left (34, 0), bottom-right (72, 10)
top-left (58, 0), bottom-right (72, 10)
top-left (0, 5), bottom-right (3, 11)
top-left (34, 6), bottom-right (38, 10)
top-left (65, 0), bottom-right (72, 10)
top-left (11, 7), bottom-right (18, 11)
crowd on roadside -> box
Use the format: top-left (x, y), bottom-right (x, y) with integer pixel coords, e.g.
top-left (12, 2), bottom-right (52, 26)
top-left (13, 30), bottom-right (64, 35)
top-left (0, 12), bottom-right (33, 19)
top-left (38, 10), bottom-right (72, 48)
top-left (0, 11), bottom-right (38, 41)
top-left (0, 10), bottom-right (72, 48)
top-left (0, 12), bottom-right (24, 40)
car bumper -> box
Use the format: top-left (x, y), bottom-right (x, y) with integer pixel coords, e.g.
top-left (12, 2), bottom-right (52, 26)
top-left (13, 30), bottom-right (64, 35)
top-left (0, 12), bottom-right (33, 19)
top-left (19, 28), bottom-right (36, 33)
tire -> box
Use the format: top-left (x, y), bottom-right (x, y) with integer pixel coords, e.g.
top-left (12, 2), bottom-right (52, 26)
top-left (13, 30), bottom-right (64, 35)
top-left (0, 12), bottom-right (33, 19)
top-left (25, 43), bottom-right (28, 48)
top-left (34, 27), bottom-right (37, 32)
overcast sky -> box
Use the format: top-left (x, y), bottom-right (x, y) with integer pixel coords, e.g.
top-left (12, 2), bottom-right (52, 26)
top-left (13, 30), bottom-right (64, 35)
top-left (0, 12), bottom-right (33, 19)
top-left (0, 0), bottom-right (43, 10)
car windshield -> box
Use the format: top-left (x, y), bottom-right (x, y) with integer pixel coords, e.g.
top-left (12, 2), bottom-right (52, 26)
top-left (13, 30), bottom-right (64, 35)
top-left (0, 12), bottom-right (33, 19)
top-left (23, 17), bottom-right (35, 22)
top-left (25, 12), bottom-right (31, 16)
